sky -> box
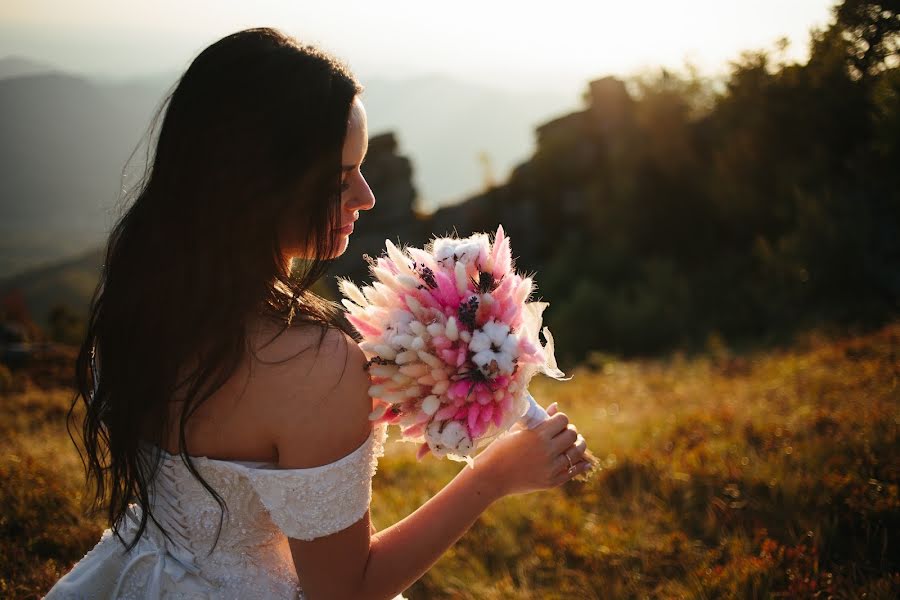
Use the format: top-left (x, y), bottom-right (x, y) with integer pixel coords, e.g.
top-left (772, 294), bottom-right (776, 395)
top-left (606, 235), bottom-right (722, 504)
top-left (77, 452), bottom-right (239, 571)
top-left (1, 0), bottom-right (839, 91)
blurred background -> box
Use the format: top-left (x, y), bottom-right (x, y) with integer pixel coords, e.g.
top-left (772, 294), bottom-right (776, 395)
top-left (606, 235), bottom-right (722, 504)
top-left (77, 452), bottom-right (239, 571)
top-left (1, 1), bottom-right (898, 598)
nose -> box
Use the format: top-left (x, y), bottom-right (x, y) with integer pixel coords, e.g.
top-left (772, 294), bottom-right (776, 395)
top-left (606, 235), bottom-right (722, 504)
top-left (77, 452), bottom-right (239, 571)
top-left (346, 175), bottom-right (376, 213)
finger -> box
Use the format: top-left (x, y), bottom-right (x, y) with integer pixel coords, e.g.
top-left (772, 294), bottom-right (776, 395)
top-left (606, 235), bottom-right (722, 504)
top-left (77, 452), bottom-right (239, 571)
top-left (553, 451), bottom-right (577, 476)
top-left (552, 460), bottom-right (589, 486)
top-left (538, 412), bottom-right (569, 438)
top-left (572, 435), bottom-right (587, 456)
top-left (547, 402), bottom-right (559, 416)
top-left (550, 427), bottom-right (578, 453)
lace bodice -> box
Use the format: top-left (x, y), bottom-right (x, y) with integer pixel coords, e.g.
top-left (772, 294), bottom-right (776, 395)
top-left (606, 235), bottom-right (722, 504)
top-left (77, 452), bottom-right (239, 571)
top-left (44, 421), bottom-right (407, 599)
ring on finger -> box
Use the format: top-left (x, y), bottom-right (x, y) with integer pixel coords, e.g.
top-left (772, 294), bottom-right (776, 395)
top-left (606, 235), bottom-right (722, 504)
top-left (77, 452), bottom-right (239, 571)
top-left (564, 451), bottom-right (574, 470)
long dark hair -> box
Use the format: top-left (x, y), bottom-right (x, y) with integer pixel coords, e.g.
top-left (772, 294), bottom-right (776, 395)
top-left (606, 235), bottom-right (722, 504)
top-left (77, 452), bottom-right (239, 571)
top-left (67, 27), bottom-right (362, 551)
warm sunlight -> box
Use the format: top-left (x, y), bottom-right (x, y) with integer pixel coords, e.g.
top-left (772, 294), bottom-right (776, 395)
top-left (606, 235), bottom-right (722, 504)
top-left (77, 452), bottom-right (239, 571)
top-left (2, 0), bottom-right (836, 85)
top-left (5, 2), bottom-right (898, 596)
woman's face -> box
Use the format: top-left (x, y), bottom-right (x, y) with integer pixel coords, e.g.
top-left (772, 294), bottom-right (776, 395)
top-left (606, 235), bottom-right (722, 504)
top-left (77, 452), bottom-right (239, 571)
top-left (281, 95), bottom-right (376, 261)
top-left (333, 96), bottom-right (375, 256)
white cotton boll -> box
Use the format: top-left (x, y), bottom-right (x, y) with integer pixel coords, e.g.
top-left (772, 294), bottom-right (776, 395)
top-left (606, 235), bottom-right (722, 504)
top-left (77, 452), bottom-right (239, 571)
top-left (432, 380), bottom-right (450, 395)
top-left (404, 385), bottom-right (424, 397)
top-left (472, 349), bottom-right (495, 369)
top-left (425, 420), bottom-right (442, 441)
top-left (445, 317), bottom-right (459, 341)
top-left (431, 368), bottom-right (449, 381)
top-left (440, 421), bottom-right (471, 452)
top-left (501, 334), bottom-right (519, 357)
top-left (372, 344), bottom-right (397, 360)
top-left (455, 262), bottom-right (469, 295)
top-left (425, 421), bottom-right (450, 457)
top-left (409, 321), bottom-right (428, 337)
top-left (422, 395), bottom-right (441, 415)
top-left (433, 235), bottom-right (489, 266)
top-left (496, 353), bottom-right (515, 374)
top-left (459, 330), bottom-right (471, 342)
top-left (494, 389), bottom-right (504, 401)
top-left (395, 350), bottom-right (418, 364)
top-left (411, 336), bottom-right (426, 351)
top-left (368, 384), bottom-right (386, 397)
top-left (483, 320), bottom-right (510, 346)
top-left (454, 436), bottom-right (474, 456)
top-left (469, 330), bottom-right (492, 353)
top-left (426, 322), bottom-right (444, 337)
top-left (391, 334), bottom-right (414, 348)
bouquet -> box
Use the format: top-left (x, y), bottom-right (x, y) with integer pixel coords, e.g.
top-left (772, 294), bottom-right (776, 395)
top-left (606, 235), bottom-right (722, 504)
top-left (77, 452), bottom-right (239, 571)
top-left (338, 225), bottom-right (599, 478)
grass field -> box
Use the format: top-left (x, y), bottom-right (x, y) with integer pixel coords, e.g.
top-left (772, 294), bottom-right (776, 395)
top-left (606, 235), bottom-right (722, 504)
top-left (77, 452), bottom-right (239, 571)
top-left (1, 322), bottom-right (897, 599)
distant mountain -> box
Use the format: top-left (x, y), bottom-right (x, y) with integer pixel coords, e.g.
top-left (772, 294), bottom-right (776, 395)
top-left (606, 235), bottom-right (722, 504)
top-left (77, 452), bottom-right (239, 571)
top-left (0, 246), bottom-right (103, 328)
top-left (0, 70), bottom-right (174, 277)
top-left (362, 74), bottom-right (576, 209)
top-left (0, 55), bottom-right (59, 80)
top-left (0, 60), bottom-right (577, 278)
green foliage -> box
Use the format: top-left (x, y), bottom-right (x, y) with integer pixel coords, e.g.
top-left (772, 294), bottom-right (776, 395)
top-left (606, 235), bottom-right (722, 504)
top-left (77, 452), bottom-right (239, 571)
top-left (497, 0), bottom-right (900, 362)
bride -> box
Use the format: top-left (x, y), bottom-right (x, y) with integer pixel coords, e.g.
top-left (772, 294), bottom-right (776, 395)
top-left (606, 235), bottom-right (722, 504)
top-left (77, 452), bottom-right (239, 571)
top-left (44, 27), bottom-right (592, 600)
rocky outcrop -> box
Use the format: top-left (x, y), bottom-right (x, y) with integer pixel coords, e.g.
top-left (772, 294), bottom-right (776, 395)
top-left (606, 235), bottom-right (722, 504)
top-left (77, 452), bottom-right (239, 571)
top-left (325, 77), bottom-right (636, 291)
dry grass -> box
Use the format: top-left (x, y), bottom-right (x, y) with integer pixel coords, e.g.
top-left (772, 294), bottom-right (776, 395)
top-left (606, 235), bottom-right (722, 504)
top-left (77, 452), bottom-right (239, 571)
top-left (2, 324), bottom-right (898, 599)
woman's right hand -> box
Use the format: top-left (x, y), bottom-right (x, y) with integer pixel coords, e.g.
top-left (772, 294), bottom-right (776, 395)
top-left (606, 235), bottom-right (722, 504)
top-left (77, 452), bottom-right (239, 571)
top-left (474, 402), bottom-right (591, 497)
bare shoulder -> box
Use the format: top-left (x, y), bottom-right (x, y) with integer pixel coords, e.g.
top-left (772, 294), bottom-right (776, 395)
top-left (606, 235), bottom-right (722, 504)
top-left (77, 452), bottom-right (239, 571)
top-left (248, 321), bottom-right (374, 469)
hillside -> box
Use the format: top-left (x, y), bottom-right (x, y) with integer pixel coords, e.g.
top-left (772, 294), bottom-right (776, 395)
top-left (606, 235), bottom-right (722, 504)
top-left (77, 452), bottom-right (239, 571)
top-left (0, 247), bottom-right (103, 329)
top-left (2, 321), bottom-right (897, 599)
top-left (0, 63), bottom-right (572, 278)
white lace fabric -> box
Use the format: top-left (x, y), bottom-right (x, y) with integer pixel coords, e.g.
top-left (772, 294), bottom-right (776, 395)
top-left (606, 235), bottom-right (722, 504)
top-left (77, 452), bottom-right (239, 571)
top-left (44, 422), bottom-right (408, 599)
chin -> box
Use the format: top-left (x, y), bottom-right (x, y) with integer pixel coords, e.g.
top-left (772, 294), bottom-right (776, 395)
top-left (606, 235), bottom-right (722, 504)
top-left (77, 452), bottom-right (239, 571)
top-left (318, 238), bottom-right (350, 260)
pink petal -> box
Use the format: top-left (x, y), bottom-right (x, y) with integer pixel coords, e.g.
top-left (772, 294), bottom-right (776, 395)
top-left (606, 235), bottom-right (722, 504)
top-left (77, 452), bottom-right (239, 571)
top-left (416, 442), bottom-right (431, 461)
top-left (468, 404), bottom-right (481, 431)
top-left (404, 423), bottom-right (427, 437)
top-left (435, 405), bottom-right (458, 420)
top-left (347, 314), bottom-right (382, 338)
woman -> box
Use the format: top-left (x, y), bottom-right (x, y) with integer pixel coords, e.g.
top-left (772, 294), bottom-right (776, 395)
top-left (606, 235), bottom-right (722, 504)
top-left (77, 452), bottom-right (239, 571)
top-left (45, 27), bottom-right (592, 599)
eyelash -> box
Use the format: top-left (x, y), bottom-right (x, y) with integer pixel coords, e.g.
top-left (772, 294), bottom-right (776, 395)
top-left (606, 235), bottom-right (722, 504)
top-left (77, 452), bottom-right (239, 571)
top-left (341, 160), bottom-right (365, 192)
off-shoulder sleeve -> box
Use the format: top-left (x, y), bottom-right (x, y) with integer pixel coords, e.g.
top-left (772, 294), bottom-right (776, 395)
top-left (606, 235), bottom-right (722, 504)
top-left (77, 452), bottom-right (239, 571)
top-left (245, 422), bottom-right (388, 541)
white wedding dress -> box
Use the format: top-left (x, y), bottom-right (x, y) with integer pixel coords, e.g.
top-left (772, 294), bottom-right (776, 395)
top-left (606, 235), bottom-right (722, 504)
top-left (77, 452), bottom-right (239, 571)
top-left (44, 421), bottom-right (408, 599)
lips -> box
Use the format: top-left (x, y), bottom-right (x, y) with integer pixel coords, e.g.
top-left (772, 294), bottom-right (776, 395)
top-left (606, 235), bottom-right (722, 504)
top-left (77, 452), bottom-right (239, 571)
top-left (335, 221), bottom-right (355, 234)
